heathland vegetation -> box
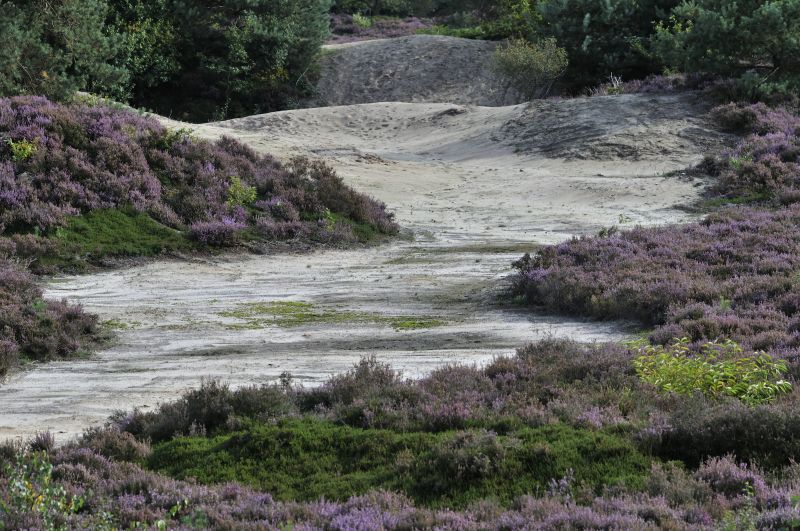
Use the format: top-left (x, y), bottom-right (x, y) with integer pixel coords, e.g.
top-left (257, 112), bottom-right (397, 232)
top-left (4, 0), bottom-right (800, 529)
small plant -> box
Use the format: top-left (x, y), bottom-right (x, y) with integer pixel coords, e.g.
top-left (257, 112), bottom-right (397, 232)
top-left (632, 338), bottom-right (792, 405)
top-left (226, 176), bottom-right (258, 208)
top-left (6, 138), bottom-right (37, 162)
top-left (1, 451), bottom-right (84, 529)
top-left (493, 38), bottom-right (568, 100)
top-left (352, 13), bottom-right (372, 29)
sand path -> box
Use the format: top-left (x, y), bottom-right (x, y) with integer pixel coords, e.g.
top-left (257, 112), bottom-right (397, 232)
top-left (0, 91), bottom-right (726, 443)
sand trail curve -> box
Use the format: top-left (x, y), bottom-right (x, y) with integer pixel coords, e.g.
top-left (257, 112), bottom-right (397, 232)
top-left (0, 92), bottom-right (728, 442)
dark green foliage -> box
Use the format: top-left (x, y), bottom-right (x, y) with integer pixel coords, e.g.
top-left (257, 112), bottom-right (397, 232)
top-left (148, 418), bottom-right (650, 507)
top-left (536, 0), bottom-right (678, 90)
top-left (0, 0), bottom-right (126, 101)
top-left (643, 397), bottom-right (800, 469)
top-left (110, 0), bottom-right (333, 121)
top-left (653, 0), bottom-right (800, 90)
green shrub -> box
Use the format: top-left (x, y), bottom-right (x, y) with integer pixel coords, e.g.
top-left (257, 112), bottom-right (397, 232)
top-left (225, 177), bottom-right (258, 209)
top-left (0, 451), bottom-right (84, 528)
top-left (632, 338), bottom-right (792, 405)
top-left (6, 139), bottom-right (36, 162)
top-left (147, 418), bottom-right (651, 507)
top-left (108, 0), bottom-right (332, 121)
top-left (536, 0), bottom-right (677, 90)
top-left (493, 38), bottom-right (568, 99)
top-left (653, 0), bottom-right (800, 89)
top-left (352, 13), bottom-right (374, 28)
top-left (54, 208), bottom-right (193, 261)
top-left (0, 0), bottom-right (126, 101)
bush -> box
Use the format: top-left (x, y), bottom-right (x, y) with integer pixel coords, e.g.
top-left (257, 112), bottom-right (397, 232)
top-left (146, 418), bottom-right (651, 507)
top-left (643, 398), bottom-right (800, 468)
top-left (632, 338), bottom-right (792, 405)
top-left (0, 96), bottom-right (396, 255)
top-left (492, 38), bottom-right (568, 99)
top-left (0, 258), bottom-right (97, 372)
top-left (78, 426), bottom-right (152, 462)
top-left (512, 203), bottom-right (800, 352)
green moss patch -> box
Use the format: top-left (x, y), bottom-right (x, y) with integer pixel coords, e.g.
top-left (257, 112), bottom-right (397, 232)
top-left (54, 208), bottom-right (193, 259)
top-left (220, 300), bottom-right (446, 332)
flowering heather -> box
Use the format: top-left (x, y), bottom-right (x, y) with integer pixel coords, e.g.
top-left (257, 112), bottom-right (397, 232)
top-left (329, 14), bottom-right (434, 44)
top-left (5, 352), bottom-right (800, 528)
top-left (0, 446), bottom-right (751, 530)
top-left (708, 102), bottom-right (800, 200)
top-left (513, 205), bottom-right (800, 354)
top-left (0, 96), bottom-right (397, 255)
top-left (0, 257), bottom-right (96, 375)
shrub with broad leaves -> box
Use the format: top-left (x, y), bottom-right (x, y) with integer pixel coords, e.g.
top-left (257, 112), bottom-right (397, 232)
top-left (632, 338), bottom-right (792, 405)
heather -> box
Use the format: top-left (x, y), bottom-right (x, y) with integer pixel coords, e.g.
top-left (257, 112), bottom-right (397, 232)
top-left (0, 96), bottom-right (396, 268)
top-left (0, 257), bottom-right (97, 377)
top-left (329, 14), bottom-right (434, 43)
top-left (8, 445), bottom-right (796, 530)
top-left (8, 348), bottom-right (800, 527)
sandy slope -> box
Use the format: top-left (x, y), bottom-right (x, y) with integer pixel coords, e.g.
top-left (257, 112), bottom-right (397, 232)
top-left (312, 35), bottom-right (523, 107)
top-left (0, 46), bottom-right (730, 444)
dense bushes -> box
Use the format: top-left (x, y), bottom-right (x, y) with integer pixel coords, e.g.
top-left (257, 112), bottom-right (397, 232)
top-left (536, 0), bottom-right (677, 90)
top-left (148, 419), bottom-right (650, 507)
top-left (109, 0), bottom-right (332, 120)
top-left (513, 204), bottom-right (800, 351)
top-left (0, 0), bottom-right (125, 102)
top-left (492, 38), bottom-right (568, 99)
top-left (0, 0), bottom-right (332, 121)
top-left (0, 96), bottom-right (396, 261)
top-left (8, 344), bottom-right (800, 526)
top-left (653, 0), bottom-right (800, 93)
top-left (9, 445), bottom-right (794, 529)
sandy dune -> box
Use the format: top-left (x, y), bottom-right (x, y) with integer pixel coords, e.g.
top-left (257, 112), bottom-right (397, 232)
top-left (312, 35), bottom-right (523, 107)
top-left (0, 46), bottom-right (729, 443)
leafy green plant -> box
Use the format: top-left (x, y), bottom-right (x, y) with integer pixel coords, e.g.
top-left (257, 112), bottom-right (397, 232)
top-left (352, 13), bottom-right (373, 28)
top-left (1, 451), bottom-right (84, 530)
top-left (6, 138), bottom-right (37, 162)
top-left (492, 37), bottom-right (568, 99)
top-left (226, 177), bottom-right (257, 209)
top-left (632, 338), bottom-right (792, 405)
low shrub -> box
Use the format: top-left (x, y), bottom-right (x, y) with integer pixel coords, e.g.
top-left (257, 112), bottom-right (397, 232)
top-left (642, 396), bottom-right (800, 468)
top-left (633, 338), bottom-right (792, 405)
top-left (512, 204), bottom-right (800, 351)
top-left (0, 258), bottom-right (96, 373)
top-left (147, 418), bottom-right (651, 507)
top-left (492, 38), bottom-right (568, 99)
top-left (0, 96), bottom-right (396, 257)
top-left (329, 14), bottom-right (434, 43)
